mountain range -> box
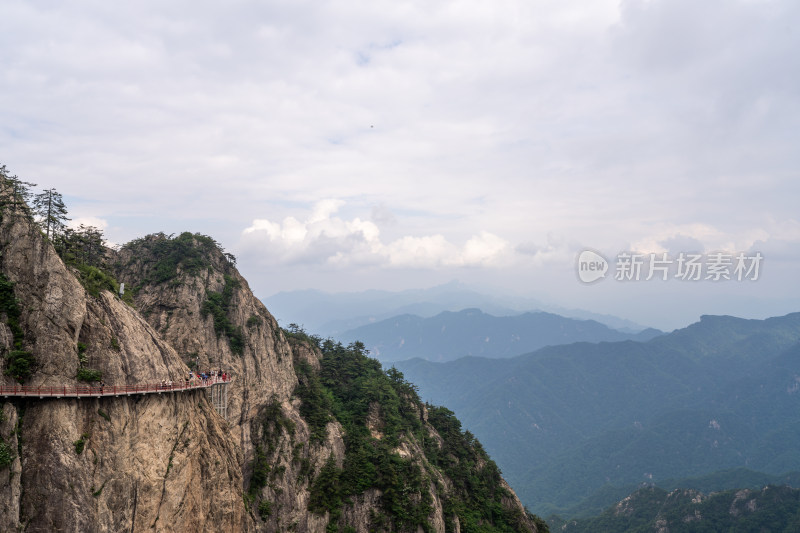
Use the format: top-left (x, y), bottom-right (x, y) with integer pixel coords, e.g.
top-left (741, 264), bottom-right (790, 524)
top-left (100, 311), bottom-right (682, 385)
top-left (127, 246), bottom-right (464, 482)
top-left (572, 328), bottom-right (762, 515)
top-left (262, 282), bottom-right (652, 337)
top-left (338, 308), bottom-right (663, 362)
top-left (393, 312), bottom-right (800, 517)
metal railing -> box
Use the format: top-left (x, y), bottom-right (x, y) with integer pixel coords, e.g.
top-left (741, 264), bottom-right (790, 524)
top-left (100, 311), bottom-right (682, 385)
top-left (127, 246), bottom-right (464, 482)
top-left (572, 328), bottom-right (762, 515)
top-left (0, 376), bottom-right (230, 399)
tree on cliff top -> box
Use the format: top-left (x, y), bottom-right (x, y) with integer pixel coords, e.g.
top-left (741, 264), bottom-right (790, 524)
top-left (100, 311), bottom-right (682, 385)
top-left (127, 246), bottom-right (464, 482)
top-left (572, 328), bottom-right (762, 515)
top-left (33, 187), bottom-right (69, 239)
top-left (0, 165), bottom-right (36, 220)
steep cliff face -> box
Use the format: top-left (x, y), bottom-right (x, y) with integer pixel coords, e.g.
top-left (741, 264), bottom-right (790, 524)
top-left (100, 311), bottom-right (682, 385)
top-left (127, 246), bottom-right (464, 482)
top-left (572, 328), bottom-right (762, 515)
top-left (113, 232), bottom-right (541, 532)
top-left (0, 200), bottom-right (540, 533)
top-left (0, 212), bottom-right (246, 531)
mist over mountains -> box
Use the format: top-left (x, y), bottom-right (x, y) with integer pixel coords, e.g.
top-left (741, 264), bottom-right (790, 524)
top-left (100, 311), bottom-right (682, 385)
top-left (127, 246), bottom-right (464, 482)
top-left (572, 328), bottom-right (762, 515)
top-left (263, 282), bottom-right (654, 337)
top-left (393, 313), bottom-right (800, 517)
top-left (339, 308), bottom-right (663, 363)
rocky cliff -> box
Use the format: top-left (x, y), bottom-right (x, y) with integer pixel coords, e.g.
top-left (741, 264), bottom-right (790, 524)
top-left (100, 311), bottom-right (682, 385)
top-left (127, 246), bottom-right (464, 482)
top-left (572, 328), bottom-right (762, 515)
top-left (0, 200), bottom-right (245, 531)
top-left (0, 195), bottom-right (542, 532)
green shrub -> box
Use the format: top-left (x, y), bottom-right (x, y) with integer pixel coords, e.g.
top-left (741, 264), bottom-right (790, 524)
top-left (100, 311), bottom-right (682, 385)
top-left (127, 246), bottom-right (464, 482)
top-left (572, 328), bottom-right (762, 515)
top-left (77, 342), bottom-right (87, 364)
top-left (92, 480), bottom-right (106, 497)
top-left (98, 408), bottom-right (111, 422)
top-left (201, 275), bottom-right (244, 355)
top-left (74, 433), bottom-right (89, 454)
top-left (249, 445), bottom-right (271, 496)
top-left (0, 438), bottom-right (16, 469)
top-left (0, 274), bottom-right (24, 348)
top-left (4, 350), bottom-right (35, 383)
top-left (73, 262), bottom-right (119, 297)
top-left (76, 368), bottom-right (102, 382)
top-left (126, 232), bottom-right (220, 285)
top-left (308, 454), bottom-right (342, 515)
top-left (258, 500), bottom-right (272, 520)
top-left (0, 273), bottom-right (35, 383)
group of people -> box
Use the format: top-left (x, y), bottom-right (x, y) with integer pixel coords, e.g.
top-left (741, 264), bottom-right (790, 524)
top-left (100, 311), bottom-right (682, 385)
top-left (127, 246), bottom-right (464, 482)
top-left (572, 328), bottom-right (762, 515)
top-left (187, 369), bottom-right (229, 385)
top-left (157, 369), bottom-right (230, 390)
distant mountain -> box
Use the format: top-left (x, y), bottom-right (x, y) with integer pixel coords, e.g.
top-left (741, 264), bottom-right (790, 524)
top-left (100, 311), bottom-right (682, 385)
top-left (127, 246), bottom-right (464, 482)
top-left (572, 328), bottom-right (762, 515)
top-left (339, 308), bottom-right (663, 363)
top-left (262, 282), bottom-right (653, 337)
top-left (394, 313), bottom-right (800, 517)
top-left (550, 485), bottom-right (800, 532)
top-left (561, 467), bottom-right (800, 520)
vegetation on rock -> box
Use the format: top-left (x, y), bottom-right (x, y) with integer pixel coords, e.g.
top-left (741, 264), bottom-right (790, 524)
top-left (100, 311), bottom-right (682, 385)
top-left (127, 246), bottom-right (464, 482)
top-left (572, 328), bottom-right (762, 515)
top-left (122, 231), bottom-right (222, 286)
top-left (202, 274), bottom-right (245, 355)
top-left (291, 330), bottom-right (545, 532)
top-left (0, 273), bottom-right (35, 382)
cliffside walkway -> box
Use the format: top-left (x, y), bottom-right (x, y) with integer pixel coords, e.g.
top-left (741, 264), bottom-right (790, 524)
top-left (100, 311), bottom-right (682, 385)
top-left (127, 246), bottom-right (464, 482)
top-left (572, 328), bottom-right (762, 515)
top-left (0, 377), bottom-right (231, 418)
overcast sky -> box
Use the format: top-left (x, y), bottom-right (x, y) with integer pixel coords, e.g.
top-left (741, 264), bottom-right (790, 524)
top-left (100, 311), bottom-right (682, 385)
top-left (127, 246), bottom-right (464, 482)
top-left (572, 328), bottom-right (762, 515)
top-left (2, 0), bottom-right (798, 330)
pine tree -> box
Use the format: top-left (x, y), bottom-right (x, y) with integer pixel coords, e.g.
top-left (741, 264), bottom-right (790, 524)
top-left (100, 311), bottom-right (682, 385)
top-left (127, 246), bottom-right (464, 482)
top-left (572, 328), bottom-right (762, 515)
top-left (33, 188), bottom-right (69, 239)
top-left (0, 165), bottom-right (36, 218)
top-left (54, 224), bottom-right (106, 268)
top-left (78, 224), bottom-right (106, 268)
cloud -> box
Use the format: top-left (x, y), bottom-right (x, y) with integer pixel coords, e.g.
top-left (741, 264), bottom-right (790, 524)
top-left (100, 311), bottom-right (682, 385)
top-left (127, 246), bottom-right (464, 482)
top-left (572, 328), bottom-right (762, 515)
top-left (516, 232), bottom-right (575, 265)
top-left (1, 0), bottom-right (798, 322)
top-left (630, 223), bottom-right (771, 254)
top-left (68, 216), bottom-right (109, 231)
top-left (239, 200), bottom-right (510, 269)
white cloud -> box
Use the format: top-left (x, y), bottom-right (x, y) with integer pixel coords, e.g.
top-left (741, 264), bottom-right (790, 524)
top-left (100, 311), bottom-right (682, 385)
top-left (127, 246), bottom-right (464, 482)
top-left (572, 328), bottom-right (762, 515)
top-left (629, 220), bottom-right (797, 255)
top-left (240, 200), bottom-right (510, 269)
top-left (1, 0), bottom-right (798, 321)
top-left (68, 216), bottom-right (109, 231)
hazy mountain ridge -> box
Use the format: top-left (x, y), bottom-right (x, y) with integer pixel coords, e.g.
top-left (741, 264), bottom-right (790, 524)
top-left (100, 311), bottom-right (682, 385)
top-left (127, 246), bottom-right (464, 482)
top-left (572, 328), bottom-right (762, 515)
top-left (263, 284), bottom-right (652, 337)
top-left (394, 313), bottom-right (800, 518)
top-left (339, 308), bottom-right (663, 362)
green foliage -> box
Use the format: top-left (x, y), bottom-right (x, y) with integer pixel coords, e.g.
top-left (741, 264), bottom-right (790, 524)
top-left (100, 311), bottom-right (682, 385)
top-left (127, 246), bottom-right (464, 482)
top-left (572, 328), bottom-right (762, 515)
top-left (294, 359), bottom-right (333, 443)
top-left (249, 445), bottom-right (271, 496)
top-left (32, 187), bottom-right (69, 239)
top-left (98, 408), bottom-right (111, 422)
top-left (124, 232), bottom-right (222, 285)
top-left (202, 275), bottom-right (244, 355)
top-left (76, 367), bottom-right (102, 382)
top-left (258, 500), bottom-right (272, 520)
top-left (54, 224), bottom-right (130, 301)
top-left (0, 274), bottom-right (24, 348)
top-left (297, 338), bottom-right (489, 531)
top-left (0, 273), bottom-right (36, 383)
top-left (0, 437), bottom-right (16, 469)
top-left (258, 398), bottom-right (296, 455)
top-left (72, 262), bottom-right (119, 297)
top-left (5, 350), bottom-right (35, 383)
top-left (74, 433), bottom-right (89, 455)
top-left (291, 332), bottom-right (534, 531)
top-left (247, 314), bottom-right (261, 328)
top-left (110, 337), bottom-right (120, 351)
top-left (76, 341), bottom-right (88, 367)
top-left (55, 224), bottom-right (106, 268)
top-left (395, 313), bottom-right (800, 517)
top-left (424, 405), bottom-right (534, 533)
top-left (308, 453), bottom-right (342, 515)
top-left (92, 480), bottom-right (107, 497)
top-left (283, 323), bottom-right (322, 347)
top-left (0, 166), bottom-right (36, 219)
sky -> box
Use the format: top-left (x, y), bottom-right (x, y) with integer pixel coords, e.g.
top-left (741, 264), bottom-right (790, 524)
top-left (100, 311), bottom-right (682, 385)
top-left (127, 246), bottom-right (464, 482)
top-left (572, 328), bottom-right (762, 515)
top-left (1, 0), bottom-right (799, 330)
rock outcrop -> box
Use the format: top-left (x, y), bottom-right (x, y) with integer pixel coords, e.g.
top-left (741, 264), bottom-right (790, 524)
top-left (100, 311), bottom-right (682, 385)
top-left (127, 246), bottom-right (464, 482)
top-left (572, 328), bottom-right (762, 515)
top-left (0, 209), bottom-right (246, 531)
top-left (0, 201), bottom-right (540, 532)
